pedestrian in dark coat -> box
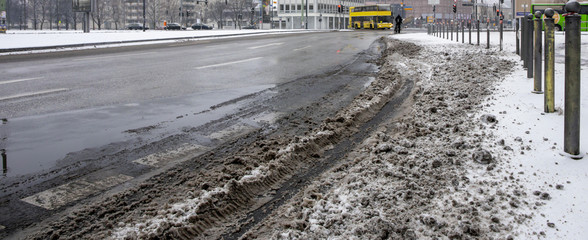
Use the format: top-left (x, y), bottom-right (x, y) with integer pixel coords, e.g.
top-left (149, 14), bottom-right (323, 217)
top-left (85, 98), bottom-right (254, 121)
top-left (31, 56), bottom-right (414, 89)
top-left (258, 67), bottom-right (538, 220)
top-left (395, 15), bottom-right (403, 33)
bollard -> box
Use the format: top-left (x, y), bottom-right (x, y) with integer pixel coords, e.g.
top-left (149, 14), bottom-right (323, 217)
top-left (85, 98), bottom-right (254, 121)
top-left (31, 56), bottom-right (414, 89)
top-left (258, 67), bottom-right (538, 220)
top-left (500, 18), bottom-right (504, 51)
top-left (469, 20), bottom-right (472, 45)
top-left (544, 9), bottom-right (555, 113)
top-left (451, 23), bottom-right (453, 41)
top-left (526, 15), bottom-right (534, 79)
top-left (486, 19), bottom-right (490, 49)
top-left (462, 21), bottom-right (465, 43)
top-left (533, 11), bottom-right (543, 93)
top-left (523, 17), bottom-right (528, 66)
top-left (516, 18), bottom-right (520, 56)
top-left (563, 0), bottom-right (582, 158)
top-left (456, 22), bottom-right (459, 42)
top-left (477, 20), bottom-right (480, 46)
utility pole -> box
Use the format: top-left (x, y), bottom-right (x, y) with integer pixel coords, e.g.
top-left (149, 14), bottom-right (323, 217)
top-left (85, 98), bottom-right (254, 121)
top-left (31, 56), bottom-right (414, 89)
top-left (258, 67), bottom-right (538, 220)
top-left (143, 0), bottom-right (146, 32)
top-left (305, 0), bottom-right (308, 29)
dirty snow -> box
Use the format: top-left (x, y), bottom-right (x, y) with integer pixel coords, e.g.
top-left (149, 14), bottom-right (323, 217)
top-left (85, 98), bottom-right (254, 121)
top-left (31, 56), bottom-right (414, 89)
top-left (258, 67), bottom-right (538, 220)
top-left (13, 30), bottom-right (588, 239)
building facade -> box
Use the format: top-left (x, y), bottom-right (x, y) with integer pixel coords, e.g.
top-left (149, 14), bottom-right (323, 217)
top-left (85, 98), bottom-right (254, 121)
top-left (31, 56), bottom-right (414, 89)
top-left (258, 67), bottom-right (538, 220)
top-left (277, 0), bottom-right (365, 29)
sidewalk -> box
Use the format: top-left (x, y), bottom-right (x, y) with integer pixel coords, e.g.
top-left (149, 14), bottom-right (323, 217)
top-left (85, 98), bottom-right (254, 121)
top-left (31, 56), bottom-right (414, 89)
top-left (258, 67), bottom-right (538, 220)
top-left (395, 32), bottom-right (588, 239)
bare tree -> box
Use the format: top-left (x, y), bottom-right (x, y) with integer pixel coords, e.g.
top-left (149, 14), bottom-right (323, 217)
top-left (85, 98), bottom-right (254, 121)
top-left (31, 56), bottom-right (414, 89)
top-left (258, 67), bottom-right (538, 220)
top-left (206, 0), bottom-right (226, 28)
top-left (91, 0), bottom-right (109, 29)
top-left (147, 0), bottom-right (164, 29)
top-left (227, 0), bottom-right (249, 28)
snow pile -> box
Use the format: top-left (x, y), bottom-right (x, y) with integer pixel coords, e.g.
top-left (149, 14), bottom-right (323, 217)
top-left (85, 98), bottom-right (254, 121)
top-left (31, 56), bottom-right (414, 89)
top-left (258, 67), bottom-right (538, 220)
top-left (244, 37), bottom-right (546, 239)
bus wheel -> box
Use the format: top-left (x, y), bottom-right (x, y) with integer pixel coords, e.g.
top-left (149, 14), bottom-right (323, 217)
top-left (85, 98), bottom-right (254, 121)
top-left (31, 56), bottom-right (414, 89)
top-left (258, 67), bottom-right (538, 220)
top-left (555, 25), bottom-right (562, 31)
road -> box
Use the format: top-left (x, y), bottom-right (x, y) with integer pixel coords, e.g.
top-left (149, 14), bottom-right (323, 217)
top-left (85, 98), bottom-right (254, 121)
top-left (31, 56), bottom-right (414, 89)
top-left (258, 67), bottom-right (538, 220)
top-left (0, 30), bottom-right (392, 238)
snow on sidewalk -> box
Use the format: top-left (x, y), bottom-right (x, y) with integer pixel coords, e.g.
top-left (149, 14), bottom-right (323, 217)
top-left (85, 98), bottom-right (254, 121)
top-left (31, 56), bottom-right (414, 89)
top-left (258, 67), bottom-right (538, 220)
top-left (0, 29), bottom-right (309, 51)
top-left (397, 32), bottom-right (588, 239)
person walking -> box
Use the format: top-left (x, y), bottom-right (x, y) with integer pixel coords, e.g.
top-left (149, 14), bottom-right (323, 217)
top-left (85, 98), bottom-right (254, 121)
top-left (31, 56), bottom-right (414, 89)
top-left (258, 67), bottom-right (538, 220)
top-left (395, 15), bottom-right (403, 33)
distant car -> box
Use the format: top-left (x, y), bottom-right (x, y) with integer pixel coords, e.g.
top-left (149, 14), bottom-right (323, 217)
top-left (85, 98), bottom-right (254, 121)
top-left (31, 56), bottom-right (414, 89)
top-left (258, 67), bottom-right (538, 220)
top-left (127, 23), bottom-right (148, 30)
top-left (242, 25), bottom-right (256, 29)
top-left (165, 23), bottom-right (184, 30)
top-left (191, 23), bottom-right (213, 30)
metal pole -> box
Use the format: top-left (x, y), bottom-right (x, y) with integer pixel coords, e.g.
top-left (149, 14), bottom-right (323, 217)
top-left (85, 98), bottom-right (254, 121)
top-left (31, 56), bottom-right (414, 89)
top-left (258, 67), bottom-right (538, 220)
top-left (563, 1), bottom-right (582, 158)
top-left (456, 21), bottom-right (459, 42)
top-left (305, 0), bottom-right (308, 29)
top-left (477, 20), bottom-right (479, 45)
top-left (462, 21), bottom-right (464, 43)
top-left (143, 0), bottom-right (146, 32)
top-left (533, 11), bottom-right (542, 93)
top-left (451, 22), bottom-right (453, 41)
top-left (486, 18), bottom-right (490, 49)
top-left (516, 18), bottom-right (520, 55)
top-left (522, 16), bottom-right (527, 64)
top-left (526, 15), bottom-right (534, 78)
top-left (499, 0), bottom-right (503, 51)
top-left (544, 9), bottom-right (555, 113)
top-left (469, 20), bottom-right (472, 44)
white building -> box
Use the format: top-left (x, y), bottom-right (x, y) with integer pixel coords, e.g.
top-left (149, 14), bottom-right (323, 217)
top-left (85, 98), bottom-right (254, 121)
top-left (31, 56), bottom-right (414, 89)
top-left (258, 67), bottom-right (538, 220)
top-left (276, 0), bottom-right (365, 29)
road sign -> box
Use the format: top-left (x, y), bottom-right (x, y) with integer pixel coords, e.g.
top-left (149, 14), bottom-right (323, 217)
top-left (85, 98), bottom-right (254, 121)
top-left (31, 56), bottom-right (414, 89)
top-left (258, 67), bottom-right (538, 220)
top-left (427, 0), bottom-right (440, 5)
top-left (516, 12), bottom-right (530, 17)
top-left (404, 6), bottom-right (413, 10)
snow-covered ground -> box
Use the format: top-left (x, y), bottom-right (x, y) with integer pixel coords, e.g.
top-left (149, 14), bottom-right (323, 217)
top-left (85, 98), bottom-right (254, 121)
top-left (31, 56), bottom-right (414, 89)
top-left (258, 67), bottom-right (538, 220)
top-left (0, 29), bottom-right (310, 51)
top-left (3, 29), bottom-right (586, 239)
top-left (376, 32), bottom-right (588, 239)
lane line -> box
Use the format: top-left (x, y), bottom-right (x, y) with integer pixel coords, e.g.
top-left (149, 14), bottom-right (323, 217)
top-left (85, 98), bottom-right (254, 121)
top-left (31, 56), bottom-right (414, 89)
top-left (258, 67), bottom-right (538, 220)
top-left (293, 46), bottom-right (312, 51)
top-left (77, 52), bottom-right (156, 61)
top-left (21, 174), bottom-right (133, 210)
top-left (247, 42), bottom-right (284, 50)
top-left (0, 88), bottom-right (69, 102)
top-left (133, 144), bottom-right (208, 167)
top-left (0, 77), bottom-right (44, 85)
top-left (195, 57), bottom-right (263, 70)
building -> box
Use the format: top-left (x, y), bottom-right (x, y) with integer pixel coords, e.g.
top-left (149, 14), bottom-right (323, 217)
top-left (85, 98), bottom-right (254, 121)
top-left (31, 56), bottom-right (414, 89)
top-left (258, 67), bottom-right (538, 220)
top-left (276, 0), bottom-right (365, 29)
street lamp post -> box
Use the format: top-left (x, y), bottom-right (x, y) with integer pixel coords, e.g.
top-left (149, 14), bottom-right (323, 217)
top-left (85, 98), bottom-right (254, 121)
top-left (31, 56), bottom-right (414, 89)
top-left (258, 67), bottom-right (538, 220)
top-left (143, 0), bottom-right (146, 32)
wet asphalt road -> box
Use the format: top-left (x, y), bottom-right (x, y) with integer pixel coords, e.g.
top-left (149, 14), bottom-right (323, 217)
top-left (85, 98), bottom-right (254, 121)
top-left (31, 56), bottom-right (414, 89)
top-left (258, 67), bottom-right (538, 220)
top-left (0, 30), bottom-right (393, 237)
top-left (0, 31), bottom-right (388, 178)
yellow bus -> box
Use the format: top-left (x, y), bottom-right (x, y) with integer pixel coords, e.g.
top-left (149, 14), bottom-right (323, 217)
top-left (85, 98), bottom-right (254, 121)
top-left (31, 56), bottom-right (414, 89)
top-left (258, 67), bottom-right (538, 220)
top-left (349, 4), bottom-right (395, 29)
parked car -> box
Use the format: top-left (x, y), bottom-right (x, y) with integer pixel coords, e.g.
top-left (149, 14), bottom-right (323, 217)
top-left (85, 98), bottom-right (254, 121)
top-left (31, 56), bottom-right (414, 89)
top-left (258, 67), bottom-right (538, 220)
top-left (191, 23), bottom-right (213, 30)
top-left (127, 23), bottom-right (148, 30)
top-left (242, 25), bottom-right (256, 29)
top-left (165, 23), bottom-right (184, 30)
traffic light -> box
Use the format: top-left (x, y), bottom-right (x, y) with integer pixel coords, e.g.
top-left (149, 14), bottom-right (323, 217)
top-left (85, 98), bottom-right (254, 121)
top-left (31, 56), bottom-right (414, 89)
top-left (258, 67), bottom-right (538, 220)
top-left (452, 4), bottom-right (456, 13)
top-left (433, 5), bottom-right (435, 12)
top-left (337, 5), bottom-right (342, 13)
top-left (496, 9), bottom-right (500, 16)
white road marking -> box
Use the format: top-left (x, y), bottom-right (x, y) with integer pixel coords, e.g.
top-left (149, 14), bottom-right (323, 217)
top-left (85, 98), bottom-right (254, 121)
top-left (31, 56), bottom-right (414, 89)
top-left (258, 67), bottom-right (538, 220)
top-left (0, 88), bottom-right (69, 102)
top-left (195, 57), bottom-right (263, 70)
top-left (207, 123), bottom-right (257, 141)
top-left (0, 77), bottom-right (44, 85)
top-left (133, 144), bottom-right (208, 167)
top-left (247, 42), bottom-right (284, 50)
top-left (77, 52), bottom-right (156, 61)
top-left (293, 46), bottom-right (312, 51)
top-left (21, 174), bottom-right (133, 210)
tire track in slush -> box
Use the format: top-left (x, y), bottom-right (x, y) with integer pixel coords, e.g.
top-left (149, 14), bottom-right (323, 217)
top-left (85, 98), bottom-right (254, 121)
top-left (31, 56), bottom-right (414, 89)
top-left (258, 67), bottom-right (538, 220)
top-left (224, 78), bottom-right (415, 239)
